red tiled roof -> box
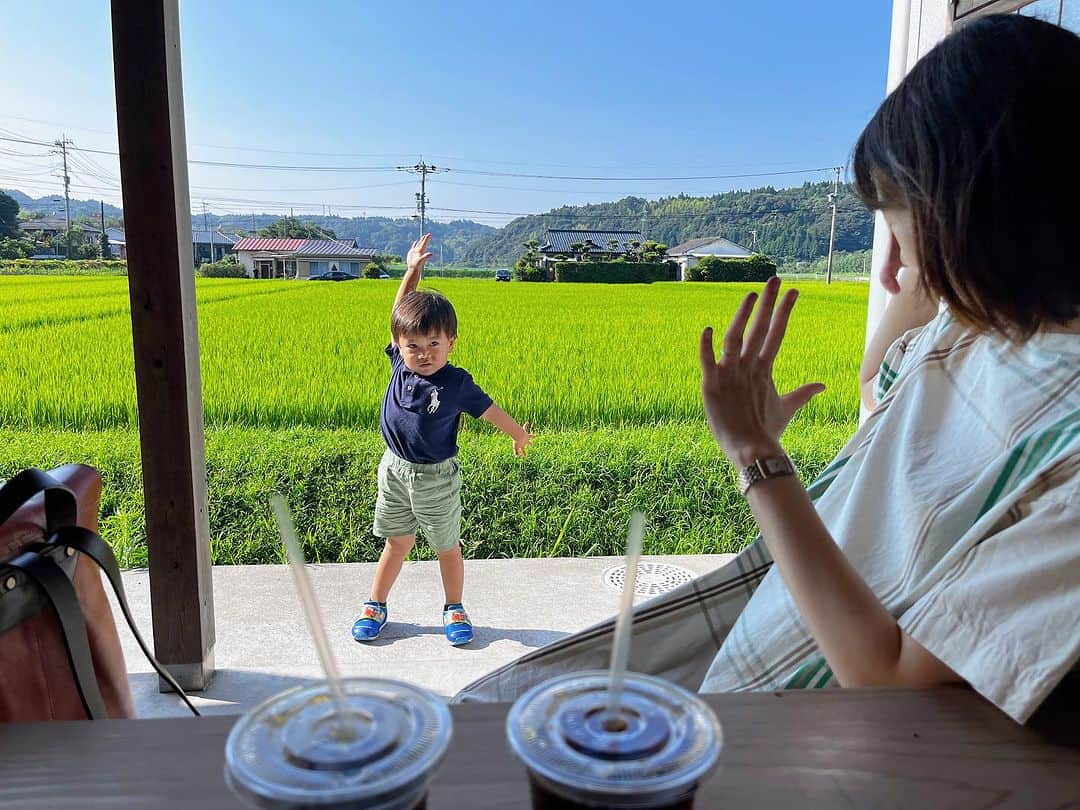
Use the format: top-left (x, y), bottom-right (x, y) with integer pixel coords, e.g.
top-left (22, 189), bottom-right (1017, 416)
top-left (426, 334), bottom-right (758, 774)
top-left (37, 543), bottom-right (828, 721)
top-left (232, 238), bottom-right (306, 252)
top-left (294, 239), bottom-right (376, 258)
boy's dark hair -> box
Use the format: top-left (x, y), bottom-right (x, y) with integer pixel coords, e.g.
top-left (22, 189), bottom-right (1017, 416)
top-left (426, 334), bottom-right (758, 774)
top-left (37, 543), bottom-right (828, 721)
top-left (391, 290), bottom-right (458, 339)
top-left (852, 14), bottom-right (1079, 338)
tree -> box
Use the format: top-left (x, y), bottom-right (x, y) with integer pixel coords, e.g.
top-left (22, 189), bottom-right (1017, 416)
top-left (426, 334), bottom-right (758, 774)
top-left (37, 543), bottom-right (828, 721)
top-left (627, 240), bottom-right (641, 262)
top-left (641, 240), bottom-right (668, 262)
top-left (0, 191), bottom-right (20, 238)
top-left (606, 239), bottom-right (620, 257)
top-left (258, 216), bottom-right (336, 240)
top-left (100, 231), bottom-right (113, 260)
top-left (363, 261), bottom-right (384, 279)
top-left (47, 227), bottom-right (100, 260)
top-left (580, 239), bottom-right (595, 262)
top-left (568, 241), bottom-right (584, 261)
top-left (0, 237), bottom-right (34, 259)
top-left (513, 237), bottom-right (546, 281)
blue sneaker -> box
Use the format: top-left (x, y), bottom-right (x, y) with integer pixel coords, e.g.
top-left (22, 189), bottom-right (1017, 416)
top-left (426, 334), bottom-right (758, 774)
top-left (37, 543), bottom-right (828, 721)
top-left (351, 601), bottom-right (388, 642)
top-left (443, 604), bottom-right (473, 646)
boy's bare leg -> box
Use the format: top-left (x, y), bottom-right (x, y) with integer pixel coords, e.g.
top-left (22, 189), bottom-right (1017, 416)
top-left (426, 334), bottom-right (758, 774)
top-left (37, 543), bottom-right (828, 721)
top-left (370, 534), bottom-right (415, 602)
top-left (437, 544), bottom-right (464, 605)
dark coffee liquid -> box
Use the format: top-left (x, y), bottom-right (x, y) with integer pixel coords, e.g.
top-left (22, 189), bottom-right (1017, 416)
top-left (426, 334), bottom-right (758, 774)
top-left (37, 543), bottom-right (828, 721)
top-left (528, 775), bottom-right (693, 810)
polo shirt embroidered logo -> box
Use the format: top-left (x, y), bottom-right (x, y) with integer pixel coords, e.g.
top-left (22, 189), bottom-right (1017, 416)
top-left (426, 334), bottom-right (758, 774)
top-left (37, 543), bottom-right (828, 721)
top-left (427, 389), bottom-right (441, 414)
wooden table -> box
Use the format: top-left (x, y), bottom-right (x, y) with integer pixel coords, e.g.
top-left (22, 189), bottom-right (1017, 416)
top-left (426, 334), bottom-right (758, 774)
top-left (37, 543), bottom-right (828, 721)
top-left (1, 687), bottom-right (1077, 808)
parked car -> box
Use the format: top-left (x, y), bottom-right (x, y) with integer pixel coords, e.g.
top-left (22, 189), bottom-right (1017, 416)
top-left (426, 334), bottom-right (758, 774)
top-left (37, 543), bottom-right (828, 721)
top-left (378, 271), bottom-right (390, 279)
top-left (494, 268), bottom-right (511, 282)
top-left (309, 271), bottom-right (360, 282)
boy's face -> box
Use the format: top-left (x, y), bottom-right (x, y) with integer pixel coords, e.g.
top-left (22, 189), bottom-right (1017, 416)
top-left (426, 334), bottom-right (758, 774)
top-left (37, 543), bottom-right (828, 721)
top-left (396, 330), bottom-right (455, 375)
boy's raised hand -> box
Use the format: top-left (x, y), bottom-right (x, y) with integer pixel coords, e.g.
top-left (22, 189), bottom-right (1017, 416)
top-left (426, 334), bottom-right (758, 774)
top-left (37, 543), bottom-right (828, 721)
top-left (407, 233), bottom-right (434, 276)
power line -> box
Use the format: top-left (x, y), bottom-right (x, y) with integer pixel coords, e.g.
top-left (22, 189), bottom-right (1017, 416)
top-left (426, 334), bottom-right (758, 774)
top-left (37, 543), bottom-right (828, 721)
top-left (0, 134), bottom-right (840, 183)
top-left (448, 166), bottom-right (838, 182)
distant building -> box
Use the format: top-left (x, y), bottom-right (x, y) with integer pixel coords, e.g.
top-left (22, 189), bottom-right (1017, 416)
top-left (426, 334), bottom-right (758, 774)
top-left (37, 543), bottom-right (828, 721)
top-left (192, 229), bottom-right (237, 265)
top-left (666, 236), bottom-right (754, 280)
top-left (18, 217), bottom-right (98, 244)
top-left (105, 227), bottom-right (127, 259)
top-left (538, 229), bottom-right (646, 270)
top-left (233, 237), bottom-right (378, 279)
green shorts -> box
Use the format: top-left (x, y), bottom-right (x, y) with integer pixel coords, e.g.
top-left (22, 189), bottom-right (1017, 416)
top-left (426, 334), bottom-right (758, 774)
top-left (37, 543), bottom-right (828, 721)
top-left (372, 448), bottom-right (462, 552)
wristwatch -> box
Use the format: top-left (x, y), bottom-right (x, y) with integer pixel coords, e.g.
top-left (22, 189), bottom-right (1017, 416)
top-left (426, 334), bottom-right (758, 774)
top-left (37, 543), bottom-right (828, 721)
top-left (737, 455), bottom-right (796, 496)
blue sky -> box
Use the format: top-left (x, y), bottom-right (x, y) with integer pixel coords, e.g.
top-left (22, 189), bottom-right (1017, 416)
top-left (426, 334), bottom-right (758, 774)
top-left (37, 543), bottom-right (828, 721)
top-left (0, 1), bottom-right (892, 225)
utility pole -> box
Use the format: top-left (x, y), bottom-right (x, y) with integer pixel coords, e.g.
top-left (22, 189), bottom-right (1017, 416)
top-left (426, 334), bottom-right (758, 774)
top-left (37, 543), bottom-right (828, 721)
top-left (825, 165), bottom-right (842, 285)
top-left (201, 201), bottom-right (209, 265)
top-left (397, 157), bottom-right (449, 237)
top-left (100, 200), bottom-right (106, 240)
top-left (54, 136), bottom-right (72, 258)
top-left (251, 212), bottom-right (257, 235)
top-left (750, 228), bottom-right (758, 251)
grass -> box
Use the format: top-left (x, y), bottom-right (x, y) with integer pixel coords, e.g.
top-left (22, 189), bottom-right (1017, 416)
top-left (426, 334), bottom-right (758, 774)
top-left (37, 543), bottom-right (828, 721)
top-left (0, 275), bottom-right (867, 564)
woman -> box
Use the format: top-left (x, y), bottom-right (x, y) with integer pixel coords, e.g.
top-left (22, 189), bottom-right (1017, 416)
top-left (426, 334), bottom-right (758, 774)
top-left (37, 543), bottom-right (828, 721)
top-left (698, 14), bottom-right (1078, 722)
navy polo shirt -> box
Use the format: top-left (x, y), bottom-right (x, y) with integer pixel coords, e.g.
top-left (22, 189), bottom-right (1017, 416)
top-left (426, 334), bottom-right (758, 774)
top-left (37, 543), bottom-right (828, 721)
top-left (380, 344), bottom-right (493, 464)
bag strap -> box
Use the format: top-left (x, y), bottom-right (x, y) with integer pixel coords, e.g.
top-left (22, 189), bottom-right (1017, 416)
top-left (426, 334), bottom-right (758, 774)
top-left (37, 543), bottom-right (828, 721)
top-left (49, 526), bottom-right (201, 717)
top-left (0, 468), bottom-right (76, 532)
top-left (5, 549), bottom-right (109, 720)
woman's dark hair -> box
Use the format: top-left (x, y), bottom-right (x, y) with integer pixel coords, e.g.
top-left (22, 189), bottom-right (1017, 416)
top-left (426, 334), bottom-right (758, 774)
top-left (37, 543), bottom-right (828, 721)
top-left (852, 14), bottom-right (1079, 338)
top-left (391, 290), bottom-right (458, 339)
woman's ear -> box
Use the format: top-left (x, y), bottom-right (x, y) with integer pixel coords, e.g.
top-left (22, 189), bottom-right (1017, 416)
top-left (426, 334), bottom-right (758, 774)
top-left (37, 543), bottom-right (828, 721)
top-left (880, 229), bottom-right (903, 295)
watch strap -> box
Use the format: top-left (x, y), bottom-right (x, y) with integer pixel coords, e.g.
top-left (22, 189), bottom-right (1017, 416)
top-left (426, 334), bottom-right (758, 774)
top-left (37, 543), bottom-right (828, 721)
top-left (738, 455), bottom-right (796, 496)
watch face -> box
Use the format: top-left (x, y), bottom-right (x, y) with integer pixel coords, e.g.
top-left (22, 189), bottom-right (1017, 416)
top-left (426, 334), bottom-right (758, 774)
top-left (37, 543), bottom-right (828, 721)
top-left (764, 457), bottom-right (791, 475)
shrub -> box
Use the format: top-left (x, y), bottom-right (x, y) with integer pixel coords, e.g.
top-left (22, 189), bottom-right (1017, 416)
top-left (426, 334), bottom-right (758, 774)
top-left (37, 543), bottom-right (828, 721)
top-left (513, 258), bottom-right (548, 282)
top-left (0, 258), bottom-right (127, 276)
top-left (363, 261), bottom-right (383, 279)
top-left (689, 254), bottom-right (777, 282)
top-left (553, 260), bottom-right (675, 284)
top-left (0, 238), bottom-right (35, 260)
top-left (198, 256), bottom-right (246, 278)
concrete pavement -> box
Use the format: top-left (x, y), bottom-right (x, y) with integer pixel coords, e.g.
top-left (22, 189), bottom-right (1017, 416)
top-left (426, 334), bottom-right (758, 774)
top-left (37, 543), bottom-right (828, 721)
top-left (114, 554), bottom-right (733, 717)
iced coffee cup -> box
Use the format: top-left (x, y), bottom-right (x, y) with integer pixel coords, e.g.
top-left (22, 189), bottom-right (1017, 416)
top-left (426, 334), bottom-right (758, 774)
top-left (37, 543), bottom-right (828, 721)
top-left (225, 677), bottom-right (451, 809)
top-left (506, 670), bottom-right (722, 809)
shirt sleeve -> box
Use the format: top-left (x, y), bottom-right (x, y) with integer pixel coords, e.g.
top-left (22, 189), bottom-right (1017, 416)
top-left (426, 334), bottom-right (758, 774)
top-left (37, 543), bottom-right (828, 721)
top-left (897, 480), bottom-right (1080, 724)
top-left (874, 325), bottom-right (924, 402)
top-left (458, 371), bottom-right (494, 419)
top-left (385, 343), bottom-right (402, 370)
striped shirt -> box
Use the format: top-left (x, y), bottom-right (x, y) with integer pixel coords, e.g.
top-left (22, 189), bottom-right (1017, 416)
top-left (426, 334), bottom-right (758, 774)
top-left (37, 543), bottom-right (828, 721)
top-left (700, 310), bottom-right (1080, 723)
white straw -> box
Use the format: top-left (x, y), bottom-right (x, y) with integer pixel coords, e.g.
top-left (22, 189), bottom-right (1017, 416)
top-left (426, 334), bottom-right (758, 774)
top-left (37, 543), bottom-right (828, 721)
top-left (270, 494), bottom-right (351, 722)
top-left (606, 511), bottom-right (645, 717)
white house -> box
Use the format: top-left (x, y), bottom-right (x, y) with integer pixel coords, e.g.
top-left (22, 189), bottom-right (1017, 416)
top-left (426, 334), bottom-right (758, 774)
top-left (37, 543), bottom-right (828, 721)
top-left (666, 237), bottom-right (755, 280)
top-left (232, 237), bottom-right (378, 279)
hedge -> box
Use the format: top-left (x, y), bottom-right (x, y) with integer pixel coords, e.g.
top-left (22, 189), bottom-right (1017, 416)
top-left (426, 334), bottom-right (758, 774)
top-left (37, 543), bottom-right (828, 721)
top-left (687, 254), bottom-right (777, 282)
top-left (512, 262), bottom-right (548, 282)
top-left (554, 261), bottom-right (675, 284)
top-left (0, 258), bottom-right (128, 276)
top-left (197, 257), bottom-right (247, 278)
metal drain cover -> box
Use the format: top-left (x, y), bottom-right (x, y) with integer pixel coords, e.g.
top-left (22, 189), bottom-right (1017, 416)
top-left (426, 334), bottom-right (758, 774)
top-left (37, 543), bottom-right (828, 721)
top-left (602, 561), bottom-right (696, 598)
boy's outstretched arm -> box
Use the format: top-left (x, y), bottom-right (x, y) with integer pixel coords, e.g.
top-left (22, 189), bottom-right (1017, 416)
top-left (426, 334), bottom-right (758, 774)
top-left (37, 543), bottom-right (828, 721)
top-left (481, 404), bottom-right (535, 457)
top-left (394, 233), bottom-right (433, 314)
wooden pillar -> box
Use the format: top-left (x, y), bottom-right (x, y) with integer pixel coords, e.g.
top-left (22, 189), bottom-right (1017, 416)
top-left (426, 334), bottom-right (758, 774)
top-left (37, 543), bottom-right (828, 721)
top-left (110, 0), bottom-right (215, 691)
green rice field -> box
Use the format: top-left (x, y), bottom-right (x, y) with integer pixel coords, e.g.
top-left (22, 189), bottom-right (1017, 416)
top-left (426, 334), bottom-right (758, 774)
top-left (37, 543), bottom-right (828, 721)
top-left (0, 275), bottom-right (868, 565)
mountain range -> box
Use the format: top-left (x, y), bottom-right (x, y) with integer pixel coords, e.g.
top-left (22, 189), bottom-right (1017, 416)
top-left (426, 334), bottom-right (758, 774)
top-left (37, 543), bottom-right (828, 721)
top-left (5, 181), bottom-right (873, 265)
